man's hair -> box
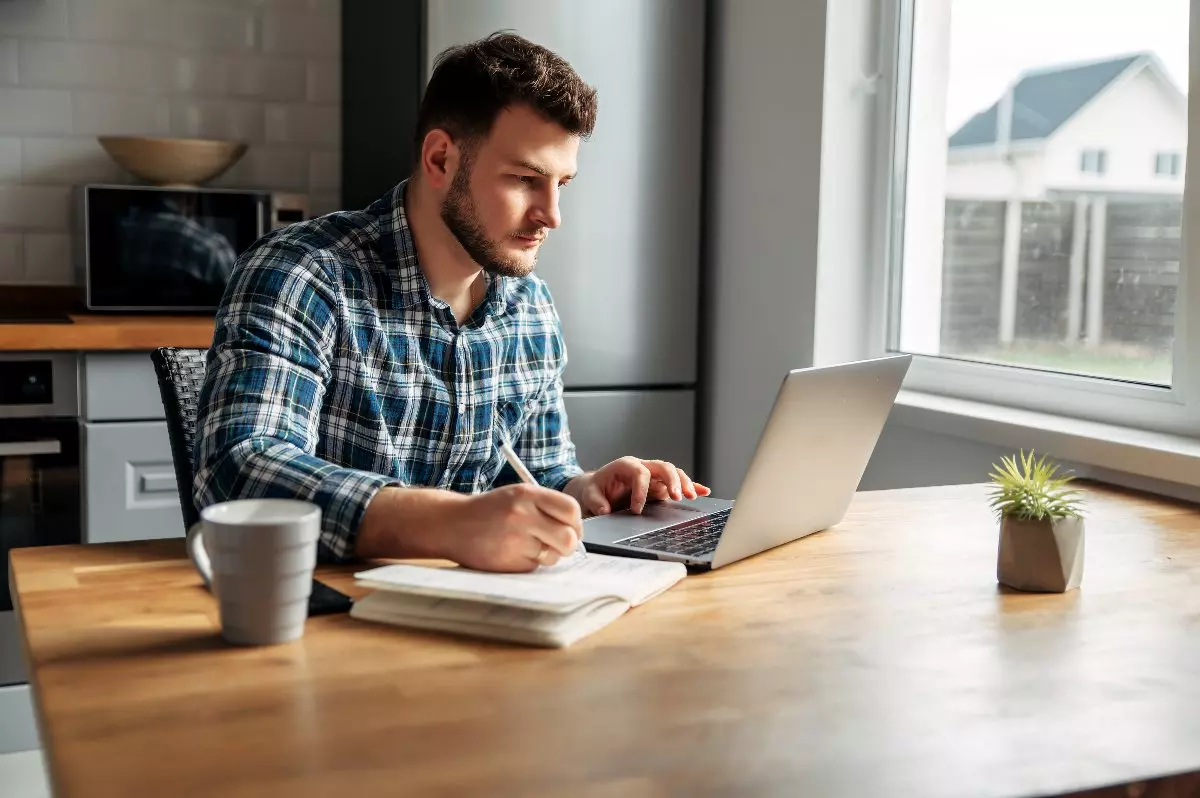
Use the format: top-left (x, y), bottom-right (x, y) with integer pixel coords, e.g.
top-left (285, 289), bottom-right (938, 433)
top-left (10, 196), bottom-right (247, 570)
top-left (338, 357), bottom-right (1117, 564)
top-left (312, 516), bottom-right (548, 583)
top-left (414, 31), bottom-right (598, 156)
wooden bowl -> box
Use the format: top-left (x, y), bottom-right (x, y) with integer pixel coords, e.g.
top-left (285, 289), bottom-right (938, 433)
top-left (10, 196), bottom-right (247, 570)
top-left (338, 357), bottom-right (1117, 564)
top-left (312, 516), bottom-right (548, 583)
top-left (97, 136), bottom-right (247, 186)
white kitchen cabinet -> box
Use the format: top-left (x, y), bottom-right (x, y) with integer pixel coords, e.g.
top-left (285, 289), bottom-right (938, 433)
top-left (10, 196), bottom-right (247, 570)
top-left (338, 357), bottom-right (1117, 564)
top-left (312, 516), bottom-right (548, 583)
top-left (83, 420), bottom-right (185, 544)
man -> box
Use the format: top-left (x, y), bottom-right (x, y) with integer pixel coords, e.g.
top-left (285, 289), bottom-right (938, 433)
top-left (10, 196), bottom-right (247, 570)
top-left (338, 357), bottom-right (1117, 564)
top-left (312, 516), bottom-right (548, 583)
top-left (194, 32), bottom-right (708, 573)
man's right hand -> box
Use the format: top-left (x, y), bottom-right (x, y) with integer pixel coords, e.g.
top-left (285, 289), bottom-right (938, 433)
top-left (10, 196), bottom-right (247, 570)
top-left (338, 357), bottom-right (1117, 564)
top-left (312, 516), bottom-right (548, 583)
top-left (445, 483), bottom-right (583, 572)
top-left (355, 482), bottom-right (584, 571)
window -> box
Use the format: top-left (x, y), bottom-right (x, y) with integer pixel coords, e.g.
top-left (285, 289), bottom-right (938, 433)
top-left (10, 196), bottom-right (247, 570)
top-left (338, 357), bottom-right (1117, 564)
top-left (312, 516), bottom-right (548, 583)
top-left (1080, 149), bottom-right (1108, 174)
top-left (1155, 151), bottom-right (1182, 176)
top-left (883, 0), bottom-right (1196, 436)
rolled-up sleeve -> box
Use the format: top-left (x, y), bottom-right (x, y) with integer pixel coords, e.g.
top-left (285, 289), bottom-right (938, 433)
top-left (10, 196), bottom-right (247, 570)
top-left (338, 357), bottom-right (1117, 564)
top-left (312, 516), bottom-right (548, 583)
top-left (192, 239), bottom-right (400, 562)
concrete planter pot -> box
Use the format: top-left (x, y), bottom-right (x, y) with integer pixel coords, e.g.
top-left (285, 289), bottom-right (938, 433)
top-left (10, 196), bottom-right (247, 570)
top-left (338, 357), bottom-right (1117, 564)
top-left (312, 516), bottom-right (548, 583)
top-left (996, 515), bottom-right (1085, 593)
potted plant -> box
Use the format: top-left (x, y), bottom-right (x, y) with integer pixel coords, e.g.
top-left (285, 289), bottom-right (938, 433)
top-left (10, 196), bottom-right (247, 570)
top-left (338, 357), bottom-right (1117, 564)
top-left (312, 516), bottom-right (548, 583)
top-left (988, 450), bottom-right (1085, 593)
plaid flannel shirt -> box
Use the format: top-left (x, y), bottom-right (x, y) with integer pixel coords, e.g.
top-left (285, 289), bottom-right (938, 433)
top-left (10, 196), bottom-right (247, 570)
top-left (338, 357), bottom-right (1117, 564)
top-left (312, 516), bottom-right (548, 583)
top-left (193, 181), bottom-right (585, 562)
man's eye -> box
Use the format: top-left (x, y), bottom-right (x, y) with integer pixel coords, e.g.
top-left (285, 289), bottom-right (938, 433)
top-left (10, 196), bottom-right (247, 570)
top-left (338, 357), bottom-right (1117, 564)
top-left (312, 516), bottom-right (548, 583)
top-left (516, 175), bottom-right (536, 185)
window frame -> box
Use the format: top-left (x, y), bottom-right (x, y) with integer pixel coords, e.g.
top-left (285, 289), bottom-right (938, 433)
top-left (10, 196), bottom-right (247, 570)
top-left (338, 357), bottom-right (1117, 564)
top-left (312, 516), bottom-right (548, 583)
top-left (1080, 149), bottom-right (1108, 174)
top-left (874, 0), bottom-right (1200, 439)
top-left (1156, 151), bottom-right (1183, 176)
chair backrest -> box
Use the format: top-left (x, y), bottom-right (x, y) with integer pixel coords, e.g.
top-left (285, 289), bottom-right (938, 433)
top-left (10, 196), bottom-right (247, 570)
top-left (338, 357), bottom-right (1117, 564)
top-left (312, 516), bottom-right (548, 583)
top-left (150, 347), bottom-right (208, 532)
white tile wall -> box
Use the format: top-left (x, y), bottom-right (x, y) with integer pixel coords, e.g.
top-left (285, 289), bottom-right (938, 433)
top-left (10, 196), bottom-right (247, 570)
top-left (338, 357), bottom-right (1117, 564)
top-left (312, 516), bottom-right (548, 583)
top-left (23, 232), bottom-right (73, 284)
top-left (170, 98), bottom-right (263, 142)
top-left (0, 0), bottom-right (342, 285)
top-left (67, 0), bottom-right (170, 46)
top-left (0, 186), bottom-right (69, 229)
top-left (0, 0), bottom-right (69, 40)
top-left (309, 193), bottom-right (340, 219)
top-left (261, 0), bottom-right (339, 13)
top-left (19, 40), bottom-right (173, 93)
top-left (261, 13), bottom-right (339, 57)
top-left (173, 56), bottom-right (229, 96)
top-left (309, 150), bottom-right (340, 192)
top-left (170, 6), bottom-right (257, 53)
top-left (213, 147), bottom-right (308, 192)
top-left (306, 59), bottom-right (339, 104)
top-left (230, 56), bottom-right (307, 101)
top-left (21, 137), bottom-right (127, 184)
top-left (265, 103), bottom-right (339, 145)
top-left (0, 233), bottom-right (21, 281)
top-left (72, 92), bottom-right (172, 136)
top-left (0, 89), bottom-right (72, 135)
top-left (19, 40), bottom-right (124, 88)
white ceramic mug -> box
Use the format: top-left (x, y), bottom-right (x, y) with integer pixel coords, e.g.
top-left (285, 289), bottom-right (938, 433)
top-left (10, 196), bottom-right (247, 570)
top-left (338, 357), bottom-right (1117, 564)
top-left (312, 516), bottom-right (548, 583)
top-left (186, 498), bottom-right (321, 646)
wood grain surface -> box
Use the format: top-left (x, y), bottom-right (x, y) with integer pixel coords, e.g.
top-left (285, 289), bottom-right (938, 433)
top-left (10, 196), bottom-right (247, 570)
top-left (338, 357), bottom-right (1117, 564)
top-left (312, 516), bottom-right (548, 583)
top-left (0, 314), bottom-right (213, 351)
top-left (11, 483), bottom-right (1200, 798)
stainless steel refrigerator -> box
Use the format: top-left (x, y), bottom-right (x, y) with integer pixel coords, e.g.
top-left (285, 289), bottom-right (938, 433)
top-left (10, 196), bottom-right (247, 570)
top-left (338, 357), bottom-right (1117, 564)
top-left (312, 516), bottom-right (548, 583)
top-left (423, 0), bottom-right (706, 473)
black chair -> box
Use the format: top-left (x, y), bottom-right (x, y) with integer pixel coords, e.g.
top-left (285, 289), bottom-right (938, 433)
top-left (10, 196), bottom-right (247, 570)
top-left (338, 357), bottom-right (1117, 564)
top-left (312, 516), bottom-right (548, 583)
top-left (149, 347), bottom-right (208, 532)
top-left (150, 346), bottom-right (351, 615)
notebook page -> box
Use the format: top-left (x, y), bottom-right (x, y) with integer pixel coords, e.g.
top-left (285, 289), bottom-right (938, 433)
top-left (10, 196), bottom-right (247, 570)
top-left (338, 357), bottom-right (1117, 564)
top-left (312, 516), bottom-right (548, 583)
top-left (541, 552), bottom-right (686, 605)
top-left (354, 552), bottom-right (685, 613)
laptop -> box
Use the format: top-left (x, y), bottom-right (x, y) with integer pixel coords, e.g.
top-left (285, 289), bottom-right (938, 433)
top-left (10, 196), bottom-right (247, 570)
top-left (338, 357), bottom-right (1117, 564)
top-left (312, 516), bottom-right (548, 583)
top-left (581, 355), bottom-right (912, 570)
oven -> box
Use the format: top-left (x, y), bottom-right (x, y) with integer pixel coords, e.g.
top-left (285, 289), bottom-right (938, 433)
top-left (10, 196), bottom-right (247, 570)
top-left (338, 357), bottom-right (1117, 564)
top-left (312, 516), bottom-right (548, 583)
top-left (0, 354), bottom-right (81, 688)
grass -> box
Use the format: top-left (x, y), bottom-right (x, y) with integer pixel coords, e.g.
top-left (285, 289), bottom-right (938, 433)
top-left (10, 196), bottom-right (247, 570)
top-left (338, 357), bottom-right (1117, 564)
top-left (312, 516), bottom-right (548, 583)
top-left (943, 341), bottom-right (1173, 385)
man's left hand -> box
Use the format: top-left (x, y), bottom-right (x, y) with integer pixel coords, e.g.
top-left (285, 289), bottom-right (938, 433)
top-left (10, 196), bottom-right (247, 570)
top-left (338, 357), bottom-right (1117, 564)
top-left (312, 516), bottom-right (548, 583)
top-left (567, 457), bottom-right (711, 516)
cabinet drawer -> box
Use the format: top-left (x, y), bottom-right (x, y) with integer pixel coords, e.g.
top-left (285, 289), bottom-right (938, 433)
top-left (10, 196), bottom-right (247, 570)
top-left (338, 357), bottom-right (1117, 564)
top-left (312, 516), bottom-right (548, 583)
top-left (0, 684), bottom-right (38, 754)
top-left (83, 421), bottom-right (185, 544)
top-left (82, 353), bottom-right (165, 421)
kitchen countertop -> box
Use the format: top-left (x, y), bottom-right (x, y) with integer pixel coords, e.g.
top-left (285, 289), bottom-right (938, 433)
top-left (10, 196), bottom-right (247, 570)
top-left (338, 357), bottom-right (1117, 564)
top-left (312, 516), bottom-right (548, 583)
top-left (0, 313), bottom-right (215, 351)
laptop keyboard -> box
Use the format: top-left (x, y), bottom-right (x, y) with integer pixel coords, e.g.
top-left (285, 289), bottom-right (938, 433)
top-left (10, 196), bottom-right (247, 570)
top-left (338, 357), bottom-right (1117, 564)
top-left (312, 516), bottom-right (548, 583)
top-left (613, 509), bottom-right (732, 558)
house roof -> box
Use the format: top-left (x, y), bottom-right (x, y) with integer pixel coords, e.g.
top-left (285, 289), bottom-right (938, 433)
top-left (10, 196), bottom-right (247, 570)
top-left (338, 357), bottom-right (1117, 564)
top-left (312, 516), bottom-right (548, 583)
top-left (949, 54), bottom-right (1144, 148)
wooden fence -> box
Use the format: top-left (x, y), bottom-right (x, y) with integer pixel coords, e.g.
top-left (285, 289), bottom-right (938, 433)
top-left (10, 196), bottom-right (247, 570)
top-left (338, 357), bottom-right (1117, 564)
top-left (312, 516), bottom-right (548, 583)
top-left (939, 197), bottom-right (1180, 351)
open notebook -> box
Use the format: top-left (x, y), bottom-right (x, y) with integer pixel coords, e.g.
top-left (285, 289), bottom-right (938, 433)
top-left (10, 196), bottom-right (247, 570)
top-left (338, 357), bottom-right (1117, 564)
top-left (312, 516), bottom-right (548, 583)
top-left (350, 552), bottom-right (687, 648)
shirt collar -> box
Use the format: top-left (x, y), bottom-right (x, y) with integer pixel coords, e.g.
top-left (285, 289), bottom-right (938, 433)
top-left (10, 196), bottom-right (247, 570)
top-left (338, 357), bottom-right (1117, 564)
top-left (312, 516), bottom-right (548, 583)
top-left (386, 180), bottom-right (514, 320)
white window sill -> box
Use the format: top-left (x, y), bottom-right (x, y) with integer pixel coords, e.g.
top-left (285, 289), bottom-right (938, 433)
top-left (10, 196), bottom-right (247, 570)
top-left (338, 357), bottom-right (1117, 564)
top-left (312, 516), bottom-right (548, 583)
top-left (893, 389), bottom-right (1200, 491)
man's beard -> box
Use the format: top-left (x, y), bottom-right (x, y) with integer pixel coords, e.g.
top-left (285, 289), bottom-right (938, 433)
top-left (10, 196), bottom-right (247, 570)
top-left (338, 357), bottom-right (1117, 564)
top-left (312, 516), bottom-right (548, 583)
top-left (440, 159), bottom-right (542, 278)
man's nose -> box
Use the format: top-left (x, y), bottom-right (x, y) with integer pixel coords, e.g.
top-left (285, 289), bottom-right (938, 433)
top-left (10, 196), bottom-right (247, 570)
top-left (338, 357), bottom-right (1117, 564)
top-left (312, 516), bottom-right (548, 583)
top-left (532, 185), bottom-right (562, 230)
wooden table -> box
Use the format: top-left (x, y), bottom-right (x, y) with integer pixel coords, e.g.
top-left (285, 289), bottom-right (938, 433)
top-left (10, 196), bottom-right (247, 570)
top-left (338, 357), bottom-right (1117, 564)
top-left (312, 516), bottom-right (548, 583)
top-left (11, 483), bottom-right (1200, 798)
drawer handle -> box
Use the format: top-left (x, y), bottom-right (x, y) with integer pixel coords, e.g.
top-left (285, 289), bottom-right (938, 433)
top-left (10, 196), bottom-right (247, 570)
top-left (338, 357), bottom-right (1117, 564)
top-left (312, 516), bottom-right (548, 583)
top-left (0, 440), bottom-right (62, 457)
top-left (139, 472), bottom-right (178, 495)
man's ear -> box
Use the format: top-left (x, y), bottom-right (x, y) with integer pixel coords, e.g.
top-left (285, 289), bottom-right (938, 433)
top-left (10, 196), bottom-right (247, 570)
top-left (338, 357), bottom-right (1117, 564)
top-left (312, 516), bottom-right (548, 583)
top-left (419, 129), bottom-right (459, 191)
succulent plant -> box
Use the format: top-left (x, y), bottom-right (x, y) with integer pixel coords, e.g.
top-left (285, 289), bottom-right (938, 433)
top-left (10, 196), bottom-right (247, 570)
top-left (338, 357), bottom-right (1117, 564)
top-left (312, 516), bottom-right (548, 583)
top-left (987, 450), bottom-right (1084, 521)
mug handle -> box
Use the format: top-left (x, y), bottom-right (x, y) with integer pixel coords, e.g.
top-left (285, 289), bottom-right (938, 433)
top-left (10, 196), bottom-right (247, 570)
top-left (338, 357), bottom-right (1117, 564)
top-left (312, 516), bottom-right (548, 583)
top-left (185, 521), bottom-right (214, 590)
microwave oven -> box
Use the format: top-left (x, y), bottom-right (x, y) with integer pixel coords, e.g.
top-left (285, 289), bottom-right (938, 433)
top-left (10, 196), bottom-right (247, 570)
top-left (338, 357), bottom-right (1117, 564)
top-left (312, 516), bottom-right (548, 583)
top-left (73, 184), bottom-right (308, 312)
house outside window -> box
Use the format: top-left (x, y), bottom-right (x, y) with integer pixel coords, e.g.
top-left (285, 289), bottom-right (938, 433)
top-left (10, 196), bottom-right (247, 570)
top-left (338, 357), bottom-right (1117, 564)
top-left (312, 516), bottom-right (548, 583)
top-left (882, 0), bottom-right (1195, 436)
top-left (1079, 149), bottom-right (1107, 174)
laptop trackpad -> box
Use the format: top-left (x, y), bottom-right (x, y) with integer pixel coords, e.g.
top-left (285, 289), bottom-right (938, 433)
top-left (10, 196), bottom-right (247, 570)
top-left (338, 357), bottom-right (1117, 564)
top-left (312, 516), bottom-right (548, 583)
top-left (582, 497), bottom-right (733, 545)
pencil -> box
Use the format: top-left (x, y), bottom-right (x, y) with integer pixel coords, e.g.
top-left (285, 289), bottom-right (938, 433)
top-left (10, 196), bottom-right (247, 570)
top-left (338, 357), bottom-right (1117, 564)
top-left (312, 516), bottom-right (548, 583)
top-left (498, 436), bottom-right (588, 560)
